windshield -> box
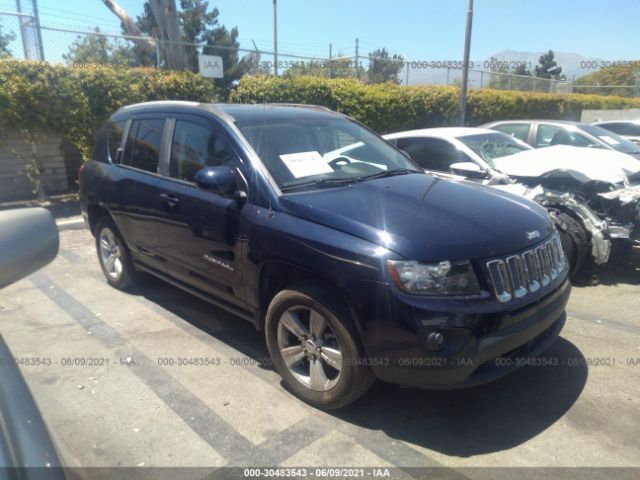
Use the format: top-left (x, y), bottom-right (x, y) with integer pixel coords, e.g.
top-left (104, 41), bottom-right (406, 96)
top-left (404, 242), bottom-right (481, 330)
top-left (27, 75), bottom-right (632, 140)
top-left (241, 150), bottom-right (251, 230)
top-left (580, 124), bottom-right (640, 154)
top-left (235, 115), bottom-right (422, 191)
top-left (456, 132), bottom-right (531, 167)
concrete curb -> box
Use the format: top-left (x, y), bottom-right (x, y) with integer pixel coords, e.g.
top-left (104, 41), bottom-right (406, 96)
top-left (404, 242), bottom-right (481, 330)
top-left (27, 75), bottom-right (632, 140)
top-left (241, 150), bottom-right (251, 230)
top-left (56, 216), bottom-right (86, 231)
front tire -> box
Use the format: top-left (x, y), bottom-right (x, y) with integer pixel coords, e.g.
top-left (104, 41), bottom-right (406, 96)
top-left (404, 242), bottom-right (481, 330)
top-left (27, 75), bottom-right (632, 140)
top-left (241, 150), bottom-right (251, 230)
top-left (553, 212), bottom-right (589, 276)
top-left (95, 217), bottom-right (137, 290)
top-left (265, 286), bottom-right (374, 409)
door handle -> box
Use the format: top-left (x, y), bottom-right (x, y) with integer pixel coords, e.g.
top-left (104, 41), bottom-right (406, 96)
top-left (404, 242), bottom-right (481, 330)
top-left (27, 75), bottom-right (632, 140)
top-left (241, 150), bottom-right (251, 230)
top-left (160, 193), bottom-right (179, 207)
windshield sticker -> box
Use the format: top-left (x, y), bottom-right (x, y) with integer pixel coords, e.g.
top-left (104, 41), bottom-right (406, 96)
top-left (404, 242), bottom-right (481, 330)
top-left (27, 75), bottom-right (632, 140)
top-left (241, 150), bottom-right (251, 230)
top-left (600, 135), bottom-right (620, 145)
top-left (280, 151), bottom-right (334, 178)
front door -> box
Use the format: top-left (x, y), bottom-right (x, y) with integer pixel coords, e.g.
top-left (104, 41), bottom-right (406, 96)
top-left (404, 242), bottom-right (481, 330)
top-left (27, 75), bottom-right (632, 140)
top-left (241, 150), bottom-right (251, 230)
top-left (154, 115), bottom-right (249, 307)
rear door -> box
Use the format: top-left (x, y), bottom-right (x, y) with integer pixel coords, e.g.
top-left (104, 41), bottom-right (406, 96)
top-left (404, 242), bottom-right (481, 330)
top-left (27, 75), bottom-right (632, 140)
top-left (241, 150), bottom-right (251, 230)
top-left (154, 114), bottom-right (249, 306)
top-left (492, 123), bottom-right (531, 143)
top-left (110, 116), bottom-right (167, 273)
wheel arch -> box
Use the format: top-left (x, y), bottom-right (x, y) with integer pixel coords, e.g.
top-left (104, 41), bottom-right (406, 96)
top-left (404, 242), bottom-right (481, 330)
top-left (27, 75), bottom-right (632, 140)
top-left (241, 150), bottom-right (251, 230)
top-left (256, 260), bottom-right (362, 336)
top-left (86, 204), bottom-right (113, 236)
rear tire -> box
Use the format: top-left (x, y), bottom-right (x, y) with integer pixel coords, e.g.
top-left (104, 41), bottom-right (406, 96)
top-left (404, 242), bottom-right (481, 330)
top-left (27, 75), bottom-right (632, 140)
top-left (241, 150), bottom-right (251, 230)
top-left (95, 217), bottom-right (138, 290)
top-left (265, 285), bottom-right (375, 409)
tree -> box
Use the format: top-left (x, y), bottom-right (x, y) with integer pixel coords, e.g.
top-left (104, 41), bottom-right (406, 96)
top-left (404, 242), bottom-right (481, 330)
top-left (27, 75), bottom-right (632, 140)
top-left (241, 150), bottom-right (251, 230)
top-left (367, 48), bottom-right (404, 84)
top-left (101, 0), bottom-right (187, 69)
top-left (62, 27), bottom-right (149, 66)
top-left (511, 62), bottom-right (535, 91)
top-left (148, 0), bottom-right (189, 69)
top-left (178, 0), bottom-right (218, 70)
top-left (120, 0), bottom-right (254, 90)
top-left (283, 52), bottom-right (354, 79)
top-left (487, 57), bottom-right (510, 89)
top-left (535, 50), bottom-right (564, 80)
top-left (574, 61), bottom-right (640, 97)
top-left (0, 22), bottom-right (15, 58)
top-left (513, 63), bottom-right (531, 76)
top-left (63, 27), bottom-right (113, 64)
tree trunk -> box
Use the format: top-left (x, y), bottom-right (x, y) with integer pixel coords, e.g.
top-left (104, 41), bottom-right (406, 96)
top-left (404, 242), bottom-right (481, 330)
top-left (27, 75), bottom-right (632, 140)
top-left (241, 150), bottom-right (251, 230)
top-left (148, 0), bottom-right (189, 70)
top-left (101, 0), bottom-right (145, 38)
top-left (101, 0), bottom-right (188, 69)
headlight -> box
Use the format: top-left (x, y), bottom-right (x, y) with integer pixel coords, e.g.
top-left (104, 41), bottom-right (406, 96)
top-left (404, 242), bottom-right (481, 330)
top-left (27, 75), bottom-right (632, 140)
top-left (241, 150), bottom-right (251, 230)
top-left (386, 260), bottom-right (480, 295)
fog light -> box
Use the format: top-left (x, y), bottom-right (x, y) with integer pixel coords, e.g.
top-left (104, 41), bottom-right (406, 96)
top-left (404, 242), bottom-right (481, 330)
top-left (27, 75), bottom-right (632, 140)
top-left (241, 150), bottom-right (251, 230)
top-left (426, 332), bottom-right (445, 351)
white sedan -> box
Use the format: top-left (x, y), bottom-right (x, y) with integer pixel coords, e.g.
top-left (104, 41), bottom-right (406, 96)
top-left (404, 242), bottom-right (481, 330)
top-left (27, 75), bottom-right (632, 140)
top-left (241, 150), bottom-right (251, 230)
top-left (384, 127), bottom-right (640, 275)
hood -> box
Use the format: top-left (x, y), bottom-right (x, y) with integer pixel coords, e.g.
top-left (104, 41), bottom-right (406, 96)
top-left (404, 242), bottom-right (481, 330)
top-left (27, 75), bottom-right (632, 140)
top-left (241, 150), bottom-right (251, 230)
top-left (279, 174), bottom-right (554, 261)
top-left (492, 145), bottom-right (640, 185)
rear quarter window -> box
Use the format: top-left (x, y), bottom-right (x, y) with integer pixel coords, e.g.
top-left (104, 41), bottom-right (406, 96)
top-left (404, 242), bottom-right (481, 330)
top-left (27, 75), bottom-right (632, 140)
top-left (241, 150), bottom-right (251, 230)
top-left (108, 121), bottom-right (126, 162)
top-left (91, 120), bottom-right (125, 163)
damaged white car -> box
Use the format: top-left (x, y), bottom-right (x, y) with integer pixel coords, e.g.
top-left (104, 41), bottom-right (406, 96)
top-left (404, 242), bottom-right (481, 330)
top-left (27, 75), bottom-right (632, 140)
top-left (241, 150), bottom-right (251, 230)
top-left (384, 128), bottom-right (640, 275)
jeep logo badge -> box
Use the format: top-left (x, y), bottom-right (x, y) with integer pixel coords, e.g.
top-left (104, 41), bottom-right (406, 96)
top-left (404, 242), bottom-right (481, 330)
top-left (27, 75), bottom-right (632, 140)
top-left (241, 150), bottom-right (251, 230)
top-left (526, 230), bottom-right (541, 240)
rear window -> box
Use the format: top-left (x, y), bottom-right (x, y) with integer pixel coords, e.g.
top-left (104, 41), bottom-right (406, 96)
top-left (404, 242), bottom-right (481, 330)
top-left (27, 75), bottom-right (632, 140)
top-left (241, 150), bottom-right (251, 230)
top-left (598, 122), bottom-right (640, 136)
top-left (122, 118), bottom-right (165, 173)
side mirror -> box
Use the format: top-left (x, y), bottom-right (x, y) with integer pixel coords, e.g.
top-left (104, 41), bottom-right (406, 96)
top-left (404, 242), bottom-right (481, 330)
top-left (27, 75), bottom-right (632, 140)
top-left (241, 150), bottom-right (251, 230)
top-left (195, 166), bottom-right (245, 199)
top-left (0, 208), bottom-right (59, 289)
top-left (449, 162), bottom-right (487, 179)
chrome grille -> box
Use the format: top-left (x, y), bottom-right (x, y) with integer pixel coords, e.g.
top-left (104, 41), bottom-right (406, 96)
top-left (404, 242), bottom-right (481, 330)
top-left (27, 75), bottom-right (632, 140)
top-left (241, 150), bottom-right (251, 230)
top-left (486, 233), bottom-right (566, 303)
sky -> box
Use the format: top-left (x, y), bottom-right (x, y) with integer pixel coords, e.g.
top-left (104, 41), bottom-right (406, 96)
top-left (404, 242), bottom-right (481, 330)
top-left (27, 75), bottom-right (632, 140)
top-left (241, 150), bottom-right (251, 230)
top-left (1, 0), bottom-right (638, 62)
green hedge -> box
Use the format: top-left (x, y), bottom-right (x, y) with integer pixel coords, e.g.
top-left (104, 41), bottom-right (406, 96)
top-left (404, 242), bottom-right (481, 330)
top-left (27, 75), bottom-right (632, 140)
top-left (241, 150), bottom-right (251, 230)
top-left (230, 75), bottom-right (640, 133)
top-left (3, 64), bottom-right (640, 157)
top-left (0, 61), bottom-right (218, 156)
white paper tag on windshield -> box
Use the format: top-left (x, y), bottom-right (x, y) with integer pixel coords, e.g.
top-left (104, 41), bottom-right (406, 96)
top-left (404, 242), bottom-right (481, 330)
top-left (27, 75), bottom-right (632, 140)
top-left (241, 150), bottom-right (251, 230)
top-left (280, 151), bottom-right (333, 178)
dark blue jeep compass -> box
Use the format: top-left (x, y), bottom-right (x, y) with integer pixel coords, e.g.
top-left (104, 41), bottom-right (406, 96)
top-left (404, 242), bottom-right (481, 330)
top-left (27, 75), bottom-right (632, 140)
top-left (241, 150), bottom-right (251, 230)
top-left (80, 101), bottom-right (570, 408)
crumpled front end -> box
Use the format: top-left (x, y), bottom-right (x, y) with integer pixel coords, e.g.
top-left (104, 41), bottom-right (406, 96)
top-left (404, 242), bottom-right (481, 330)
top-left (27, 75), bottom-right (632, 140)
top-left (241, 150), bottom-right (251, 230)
top-left (536, 189), bottom-right (612, 265)
top-left (598, 184), bottom-right (640, 245)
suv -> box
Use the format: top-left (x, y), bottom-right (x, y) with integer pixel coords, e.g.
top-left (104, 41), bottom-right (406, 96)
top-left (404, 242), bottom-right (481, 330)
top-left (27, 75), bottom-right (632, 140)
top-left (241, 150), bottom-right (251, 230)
top-left (80, 102), bottom-right (571, 408)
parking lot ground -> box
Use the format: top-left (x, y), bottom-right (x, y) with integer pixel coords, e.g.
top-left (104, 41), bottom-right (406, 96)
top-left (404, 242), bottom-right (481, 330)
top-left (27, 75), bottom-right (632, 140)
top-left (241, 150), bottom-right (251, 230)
top-left (1, 228), bottom-right (640, 477)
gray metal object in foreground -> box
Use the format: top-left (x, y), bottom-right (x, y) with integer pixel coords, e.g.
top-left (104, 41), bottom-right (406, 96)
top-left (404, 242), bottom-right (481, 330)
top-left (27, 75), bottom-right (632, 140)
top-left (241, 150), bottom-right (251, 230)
top-left (0, 336), bottom-right (64, 476)
top-left (0, 208), bottom-right (59, 289)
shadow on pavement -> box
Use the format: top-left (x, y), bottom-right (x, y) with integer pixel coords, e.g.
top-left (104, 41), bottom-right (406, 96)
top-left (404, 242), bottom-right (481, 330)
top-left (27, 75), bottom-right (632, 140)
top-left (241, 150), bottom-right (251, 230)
top-left (0, 194), bottom-right (80, 220)
top-left (336, 337), bottom-right (587, 457)
top-left (133, 273), bottom-right (587, 457)
top-left (574, 246), bottom-right (640, 287)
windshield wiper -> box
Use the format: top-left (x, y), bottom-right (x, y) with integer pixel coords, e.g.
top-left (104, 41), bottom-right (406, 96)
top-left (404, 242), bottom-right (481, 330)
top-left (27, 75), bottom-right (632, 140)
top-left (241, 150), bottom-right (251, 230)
top-left (281, 177), bottom-right (359, 192)
top-left (358, 168), bottom-right (419, 182)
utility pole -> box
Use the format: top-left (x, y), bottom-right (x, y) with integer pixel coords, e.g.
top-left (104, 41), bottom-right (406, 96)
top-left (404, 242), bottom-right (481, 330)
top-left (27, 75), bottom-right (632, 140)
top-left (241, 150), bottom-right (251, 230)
top-left (273, 0), bottom-right (278, 76)
top-left (15, 0), bottom-right (28, 59)
top-left (32, 0), bottom-right (44, 60)
top-left (405, 59), bottom-right (409, 85)
top-left (460, 0), bottom-right (473, 126)
top-left (355, 38), bottom-right (359, 79)
top-left (329, 43), bottom-right (333, 78)
top-left (15, 0), bottom-right (44, 61)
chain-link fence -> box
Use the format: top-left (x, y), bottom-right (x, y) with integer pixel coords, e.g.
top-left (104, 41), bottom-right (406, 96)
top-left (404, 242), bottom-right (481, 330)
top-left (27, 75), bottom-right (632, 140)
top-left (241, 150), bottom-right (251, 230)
top-left (1, 14), bottom-right (638, 96)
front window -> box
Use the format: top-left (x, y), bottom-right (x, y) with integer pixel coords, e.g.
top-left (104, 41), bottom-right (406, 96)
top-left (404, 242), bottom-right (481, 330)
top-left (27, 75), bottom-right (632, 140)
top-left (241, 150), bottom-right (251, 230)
top-left (456, 132), bottom-right (530, 167)
top-left (169, 120), bottom-right (236, 183)
top-left (235, 115), bottom-right (421, 191)
top-left (580, 124), bottom-right (640, 154)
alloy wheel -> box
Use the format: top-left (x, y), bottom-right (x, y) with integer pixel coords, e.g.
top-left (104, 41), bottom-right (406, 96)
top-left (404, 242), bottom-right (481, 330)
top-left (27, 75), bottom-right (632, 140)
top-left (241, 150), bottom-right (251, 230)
top-left (98, 227), bottom-right (124, 281)
top-left (276, 306), bottom-right (343, 391)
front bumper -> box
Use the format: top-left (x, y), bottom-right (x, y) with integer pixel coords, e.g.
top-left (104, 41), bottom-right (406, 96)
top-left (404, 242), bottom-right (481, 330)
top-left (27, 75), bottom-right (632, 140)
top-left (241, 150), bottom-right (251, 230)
top-left (358, 279), bottom-right (570, 389)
